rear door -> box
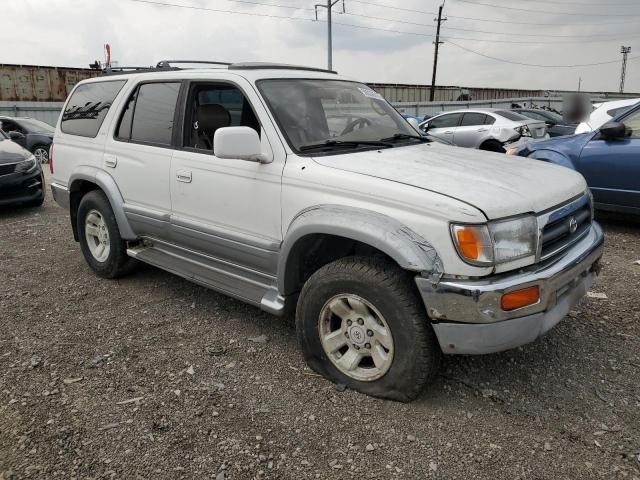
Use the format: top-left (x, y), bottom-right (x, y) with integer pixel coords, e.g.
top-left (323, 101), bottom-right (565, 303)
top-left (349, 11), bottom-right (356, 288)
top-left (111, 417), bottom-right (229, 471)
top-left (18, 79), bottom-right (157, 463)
top-left (576, 106), bottom-right (640, 212)
top-left (103, 80), bottom-right (182, 239)
top-left (425, 113), bottom-right (463, 143)
top-left (453, 112), bottom-right (494, 148)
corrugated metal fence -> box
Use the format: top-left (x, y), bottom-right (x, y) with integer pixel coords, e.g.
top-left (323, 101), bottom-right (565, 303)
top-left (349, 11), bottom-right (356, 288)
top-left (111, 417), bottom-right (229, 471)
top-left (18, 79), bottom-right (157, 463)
top-left (0, 101), bottom-right (64, 126)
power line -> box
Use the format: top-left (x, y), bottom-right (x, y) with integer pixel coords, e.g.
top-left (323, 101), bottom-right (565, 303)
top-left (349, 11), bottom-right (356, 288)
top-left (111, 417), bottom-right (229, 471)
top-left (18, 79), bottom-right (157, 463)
top-left (456, 0), bottom-right (640, 17)
top-left (444, 13), bottom-right (640, 27)
top-left (446, 40), bottom-right (640, 68)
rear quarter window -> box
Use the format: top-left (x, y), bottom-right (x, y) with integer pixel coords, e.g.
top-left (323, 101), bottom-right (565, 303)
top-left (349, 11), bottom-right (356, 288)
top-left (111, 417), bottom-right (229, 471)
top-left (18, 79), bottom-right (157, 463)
top-left (61, 80), bottom-right (126, 137)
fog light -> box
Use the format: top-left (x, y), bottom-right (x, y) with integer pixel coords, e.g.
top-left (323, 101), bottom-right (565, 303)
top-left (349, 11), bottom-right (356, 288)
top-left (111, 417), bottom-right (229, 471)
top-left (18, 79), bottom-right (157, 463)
top-left (501, 286), bottom-right (540, 311)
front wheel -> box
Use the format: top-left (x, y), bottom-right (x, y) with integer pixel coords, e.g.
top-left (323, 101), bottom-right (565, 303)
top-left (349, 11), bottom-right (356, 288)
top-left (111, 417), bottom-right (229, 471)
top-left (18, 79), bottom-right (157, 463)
top-left (32, 145), bottom-right (49, 164)
top-left (77, 190), bottom-right (136, 278)
top-left (296, 256), bottom-right (441, 402)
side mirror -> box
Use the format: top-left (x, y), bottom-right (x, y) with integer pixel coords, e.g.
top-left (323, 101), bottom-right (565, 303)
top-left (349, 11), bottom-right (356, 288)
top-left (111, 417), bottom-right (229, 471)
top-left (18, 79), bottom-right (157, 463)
top-left (420, 122), bottom-right (430, 132)
top-left (406, 117), bottom-right (420, 131)
top-left (598, 121), bottom-right (627, 140)
top-left (213, 127), bottom-right (271, 163)
top-left (8, 131), bottom-right (25, 141)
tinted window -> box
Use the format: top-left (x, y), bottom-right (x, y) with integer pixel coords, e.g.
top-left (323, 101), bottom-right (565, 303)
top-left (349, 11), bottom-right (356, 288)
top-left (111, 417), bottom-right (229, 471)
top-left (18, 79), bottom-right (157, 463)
top-left (460, 113), bottom-right (488, 127)
top-left (430, 113), bottom-right (462, 129)
top-left (607, 106), bottom-right (632, 118)
top-left (130, 83), bottom-right (180, 146)
top-left (115, 90), bottom-right (137, 141)
top-left (622, 109), bottom-right (640, 139)
top-left (61, 80), bottom-right (126, 137)
top-left (496, 110), bottom-right (528, 122)
top-left (184, 83), bottom-right (260, 151)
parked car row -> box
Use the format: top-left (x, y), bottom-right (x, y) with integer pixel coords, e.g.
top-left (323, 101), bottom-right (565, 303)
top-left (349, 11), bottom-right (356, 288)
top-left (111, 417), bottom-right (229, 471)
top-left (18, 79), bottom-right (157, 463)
top-left (0, 116), bottom-right (54, 163)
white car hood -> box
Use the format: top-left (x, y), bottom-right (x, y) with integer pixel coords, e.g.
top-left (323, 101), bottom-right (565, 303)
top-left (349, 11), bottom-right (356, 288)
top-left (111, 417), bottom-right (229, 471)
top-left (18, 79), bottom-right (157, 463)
top-left (312, 143), bottom-right (586, 219)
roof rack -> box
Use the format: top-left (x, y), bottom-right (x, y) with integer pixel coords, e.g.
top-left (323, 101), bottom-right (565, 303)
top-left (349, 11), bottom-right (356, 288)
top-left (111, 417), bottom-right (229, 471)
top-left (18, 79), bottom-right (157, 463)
top-left (229, 62), bottom-right (337, 74)
top-left (96, 60), bottom-right (338, 77)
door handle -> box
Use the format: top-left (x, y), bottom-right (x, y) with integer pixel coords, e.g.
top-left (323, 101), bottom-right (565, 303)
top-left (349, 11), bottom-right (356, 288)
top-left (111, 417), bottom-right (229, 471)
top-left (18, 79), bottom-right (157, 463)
top-left (477, 128), bottom-right (488, 132)
top-left (104, 154), bottom-right (117, 168)
top-left (176, 170), bottom-right (192, 183)
top-left (444, 131), bottom-right (454, 134)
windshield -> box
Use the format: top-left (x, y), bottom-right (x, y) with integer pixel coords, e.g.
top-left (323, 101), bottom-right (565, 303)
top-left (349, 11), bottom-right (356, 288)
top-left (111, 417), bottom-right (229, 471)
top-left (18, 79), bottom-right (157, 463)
top-left (18, 118), bottom-right (55, 134)
top-left (257, 79), bottom-right (417, 153)
top-left (0, 129), bottom-right (7, 140)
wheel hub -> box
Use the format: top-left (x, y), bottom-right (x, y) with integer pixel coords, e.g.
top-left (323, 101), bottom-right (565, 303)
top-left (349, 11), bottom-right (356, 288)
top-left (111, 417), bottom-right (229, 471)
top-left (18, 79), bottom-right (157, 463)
top-left (348, 325), bottom-right (366, 346)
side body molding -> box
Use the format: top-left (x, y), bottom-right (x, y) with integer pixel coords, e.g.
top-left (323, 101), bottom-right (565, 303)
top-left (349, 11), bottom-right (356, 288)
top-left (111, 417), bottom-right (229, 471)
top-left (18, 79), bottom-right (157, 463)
top-left (277, 205), bottom-right (443, 295)
top-left (69, 166), bottom-right (137, 240)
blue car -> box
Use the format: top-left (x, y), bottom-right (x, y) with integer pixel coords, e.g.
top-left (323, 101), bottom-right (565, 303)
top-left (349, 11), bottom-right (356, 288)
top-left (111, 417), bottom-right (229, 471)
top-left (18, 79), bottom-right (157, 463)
top-left (513, 102), bottom-right (640, 215)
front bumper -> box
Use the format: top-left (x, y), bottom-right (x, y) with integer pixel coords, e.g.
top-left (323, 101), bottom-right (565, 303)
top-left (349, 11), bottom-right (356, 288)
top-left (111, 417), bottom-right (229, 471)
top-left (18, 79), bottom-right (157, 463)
top-left (0, 167), bottom-right (44, 206)
top-left (416, 222), bottom-right (604, 354)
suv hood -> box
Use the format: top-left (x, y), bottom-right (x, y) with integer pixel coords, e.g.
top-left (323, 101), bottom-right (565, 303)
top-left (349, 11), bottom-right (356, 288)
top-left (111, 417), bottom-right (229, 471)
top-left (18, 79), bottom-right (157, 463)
top-left (312, 143), bottom-right (586, 219)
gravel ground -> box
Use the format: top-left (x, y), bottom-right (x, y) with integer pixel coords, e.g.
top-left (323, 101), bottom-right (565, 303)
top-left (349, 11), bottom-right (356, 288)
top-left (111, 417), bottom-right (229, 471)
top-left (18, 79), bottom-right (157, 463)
top-left (1, 172), bottom-right (639, 480)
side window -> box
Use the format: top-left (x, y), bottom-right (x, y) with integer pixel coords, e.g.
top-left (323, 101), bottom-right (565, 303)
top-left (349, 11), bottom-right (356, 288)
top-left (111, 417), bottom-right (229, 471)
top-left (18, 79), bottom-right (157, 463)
top-left (430, 113), bottom-right (462, 129)
top-left (484, 115), bottom-right (496, 125)
top-left (184, 83), bottom-right (260, 151)
top-left (0, 120), bottom-right (20, 133)
top-left (61, 80), bottom-right (126, 137)
top-left (622, 109), bottom-right (640, 139)
top-left (115, 89), bottom-right (137, 141)
top-left (129, 83), bottom-right (181, 146)
top-left (460, 113), bottom-right (487, 127)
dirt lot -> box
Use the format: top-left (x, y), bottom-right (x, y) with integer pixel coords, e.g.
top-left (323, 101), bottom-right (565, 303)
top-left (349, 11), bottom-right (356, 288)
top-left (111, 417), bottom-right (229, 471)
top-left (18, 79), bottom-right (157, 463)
top-left (1, 173), bottom-right (639, 480)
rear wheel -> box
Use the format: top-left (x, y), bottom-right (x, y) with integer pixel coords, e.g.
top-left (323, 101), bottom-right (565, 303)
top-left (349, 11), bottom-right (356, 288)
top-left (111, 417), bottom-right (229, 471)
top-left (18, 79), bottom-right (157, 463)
top-left (296, 256), bottom-right (441, 402)
top-left (77, 190), bottom-right (136, 278)
top-left (479, 140), bottom-right (505, 153)
top-left (32, 145), bottom-right (49, 164)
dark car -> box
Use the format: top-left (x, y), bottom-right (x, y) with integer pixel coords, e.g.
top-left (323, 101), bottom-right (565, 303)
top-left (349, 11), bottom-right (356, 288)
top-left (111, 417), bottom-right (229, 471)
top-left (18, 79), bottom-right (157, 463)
top-left (0, 129), bottom-right (45, 208)
top-left (0, 116), bottom-right (54, 163)
top-left (513, 103), bottom-right (640, 215)
top-left (514, 109), bottom-right (577, 137)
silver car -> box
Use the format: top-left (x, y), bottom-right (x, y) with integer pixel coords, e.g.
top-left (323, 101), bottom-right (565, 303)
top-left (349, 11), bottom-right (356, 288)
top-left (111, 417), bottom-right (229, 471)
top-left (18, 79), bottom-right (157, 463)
top-left (418, 109), bottom-right (547, 152)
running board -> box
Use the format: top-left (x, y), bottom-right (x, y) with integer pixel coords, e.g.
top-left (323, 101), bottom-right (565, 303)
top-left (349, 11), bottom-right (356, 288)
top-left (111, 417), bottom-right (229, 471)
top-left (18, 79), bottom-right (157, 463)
top-left (127, 242), bottom-right (286, 315)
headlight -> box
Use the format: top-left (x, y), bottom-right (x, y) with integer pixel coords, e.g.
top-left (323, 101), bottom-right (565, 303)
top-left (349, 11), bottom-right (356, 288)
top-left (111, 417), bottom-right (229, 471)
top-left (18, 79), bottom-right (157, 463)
top-left (451, 215), bottom-right (538, 266)
top-left (15, 156), bottom-right (37, 173)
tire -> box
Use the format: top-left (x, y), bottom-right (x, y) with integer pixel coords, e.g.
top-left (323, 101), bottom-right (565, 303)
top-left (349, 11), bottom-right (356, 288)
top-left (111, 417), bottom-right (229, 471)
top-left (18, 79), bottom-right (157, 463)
top-left (479, 140), bottom-right (505, 153)
top-left (32, 145), bottom-right (49, 164)
top-left (296, 256), bottom-right (441, 402)
top-left (77, 190), bottom-right (136, 278)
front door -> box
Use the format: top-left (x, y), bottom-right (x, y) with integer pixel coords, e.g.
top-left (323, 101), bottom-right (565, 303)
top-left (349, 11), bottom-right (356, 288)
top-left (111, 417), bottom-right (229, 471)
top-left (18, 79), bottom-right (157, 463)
top-left (424, 112), bottom-right (462, 144)
top-left (577, 106), bottom-right (640, 212)
top-left (170, 79), bottom-right (285, 275)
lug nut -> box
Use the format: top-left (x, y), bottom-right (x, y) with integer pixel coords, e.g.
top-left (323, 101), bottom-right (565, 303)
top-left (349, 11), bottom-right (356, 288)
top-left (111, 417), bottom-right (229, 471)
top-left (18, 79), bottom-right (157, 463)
top-left (354, 345), bottom-right (360, 350)
top-left (344, 332), bottom-right (349, 338)
top-left (347, 320), bottom-right (352, 326)
top-left (367, 330), bottom-right (374, 337)
top-left (365, 343), bottom-right (371, 349)
top-left (357, 318), bottom-right (364, 325)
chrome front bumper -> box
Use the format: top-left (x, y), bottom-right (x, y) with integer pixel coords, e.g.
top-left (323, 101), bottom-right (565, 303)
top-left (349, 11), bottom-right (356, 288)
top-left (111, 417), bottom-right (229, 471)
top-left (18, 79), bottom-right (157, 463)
top-left (416, 222), bottom-right (604, 354)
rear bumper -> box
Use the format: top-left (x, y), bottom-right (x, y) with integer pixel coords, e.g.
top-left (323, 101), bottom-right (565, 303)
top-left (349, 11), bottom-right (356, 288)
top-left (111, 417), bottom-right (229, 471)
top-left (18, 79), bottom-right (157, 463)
top-left (416, 222), bottom-right (604, 354)
top-left (50, 182), bottom-right (70, 209)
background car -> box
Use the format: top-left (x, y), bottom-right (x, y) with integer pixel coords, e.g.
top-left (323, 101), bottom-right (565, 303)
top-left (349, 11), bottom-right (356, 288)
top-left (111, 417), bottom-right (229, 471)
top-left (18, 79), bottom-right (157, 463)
top-left (513, 103), bottom-right (640, 215)
top-left (575, 98), bottom-right (639, 134)
top-left (418, 109), bottom-right (547, 152)
top-left (0, 116), bottom-right (54, 164)
top-left (0, 129), bottom-right (45, 208)
top-left (514, 109), bottom-right (577, 137)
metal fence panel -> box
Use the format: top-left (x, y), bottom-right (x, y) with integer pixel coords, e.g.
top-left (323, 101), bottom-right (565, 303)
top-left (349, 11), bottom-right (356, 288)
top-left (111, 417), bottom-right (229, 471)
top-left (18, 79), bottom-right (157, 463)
top-left (0, 101), bottom-right (64, 126)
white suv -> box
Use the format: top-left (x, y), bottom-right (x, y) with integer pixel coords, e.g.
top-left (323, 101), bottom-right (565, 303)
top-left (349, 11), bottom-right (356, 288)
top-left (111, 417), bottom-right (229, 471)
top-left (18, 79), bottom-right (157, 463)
top-left (50, 62), bottom-right (604, 401)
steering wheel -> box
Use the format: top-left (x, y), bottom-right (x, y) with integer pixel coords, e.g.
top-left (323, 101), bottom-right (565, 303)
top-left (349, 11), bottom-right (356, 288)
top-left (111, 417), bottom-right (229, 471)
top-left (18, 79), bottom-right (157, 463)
top-left (341, 117), bottom-right (372, 135)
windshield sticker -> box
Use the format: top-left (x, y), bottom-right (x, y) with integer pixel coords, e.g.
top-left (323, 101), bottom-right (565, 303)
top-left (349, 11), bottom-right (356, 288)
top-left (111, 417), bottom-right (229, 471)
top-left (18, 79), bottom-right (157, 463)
top-left (358, 87), bottom-right (384, 100)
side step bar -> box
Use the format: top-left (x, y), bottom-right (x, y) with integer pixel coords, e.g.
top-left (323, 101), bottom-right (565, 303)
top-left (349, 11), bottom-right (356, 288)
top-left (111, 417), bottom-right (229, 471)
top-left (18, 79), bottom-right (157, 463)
top-left (127, 242), bottom-right (286, 315)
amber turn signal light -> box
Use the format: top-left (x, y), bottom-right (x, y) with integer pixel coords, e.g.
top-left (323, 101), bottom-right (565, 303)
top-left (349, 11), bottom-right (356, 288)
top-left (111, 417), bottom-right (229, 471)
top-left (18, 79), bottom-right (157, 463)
top-left (501, 286), bottom-right (540, 311)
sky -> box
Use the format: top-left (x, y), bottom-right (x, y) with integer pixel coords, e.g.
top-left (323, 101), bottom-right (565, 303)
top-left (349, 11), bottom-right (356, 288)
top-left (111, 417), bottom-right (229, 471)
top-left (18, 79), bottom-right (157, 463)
top-left (1, 0), bottom-right (639, 93)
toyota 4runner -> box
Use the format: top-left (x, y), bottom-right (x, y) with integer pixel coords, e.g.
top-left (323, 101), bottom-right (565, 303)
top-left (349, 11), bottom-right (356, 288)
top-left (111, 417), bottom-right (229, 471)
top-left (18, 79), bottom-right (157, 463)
top-left (50, 61), bottom-right (604, 401)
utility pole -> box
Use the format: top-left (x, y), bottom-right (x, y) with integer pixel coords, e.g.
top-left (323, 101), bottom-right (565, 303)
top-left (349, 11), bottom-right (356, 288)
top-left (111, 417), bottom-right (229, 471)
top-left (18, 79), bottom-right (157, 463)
top-left (315, 0), bottom-right (345, 71)
top-left (620, 46), bottom-right (631, 94)
top-left (430, 2), bottom-right (446, 101)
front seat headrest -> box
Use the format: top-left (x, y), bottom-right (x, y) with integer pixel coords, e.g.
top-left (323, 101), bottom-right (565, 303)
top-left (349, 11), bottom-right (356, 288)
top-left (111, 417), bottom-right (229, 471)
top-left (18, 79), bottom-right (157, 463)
top-left (196, 104), bottom-right (231, 133)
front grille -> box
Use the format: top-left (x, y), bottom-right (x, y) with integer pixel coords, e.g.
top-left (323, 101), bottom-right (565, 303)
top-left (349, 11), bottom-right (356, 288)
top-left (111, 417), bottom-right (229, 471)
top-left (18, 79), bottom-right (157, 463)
top-left (540, 195), bottom-right (592, 260)
top-left (0, 163), bottom-right (17, 176)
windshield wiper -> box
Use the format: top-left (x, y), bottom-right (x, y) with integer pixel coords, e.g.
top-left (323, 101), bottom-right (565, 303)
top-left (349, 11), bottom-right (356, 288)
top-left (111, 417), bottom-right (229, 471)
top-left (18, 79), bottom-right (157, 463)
top-left (380, 133), bottom-right (431, 143)
top-left (299, 139), bottom-right (393, 152)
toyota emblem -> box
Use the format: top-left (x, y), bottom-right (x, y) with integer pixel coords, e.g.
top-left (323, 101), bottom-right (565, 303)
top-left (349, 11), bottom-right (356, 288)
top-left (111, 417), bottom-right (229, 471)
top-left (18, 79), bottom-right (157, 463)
top-left (568, 217), bottom-right (578, 234)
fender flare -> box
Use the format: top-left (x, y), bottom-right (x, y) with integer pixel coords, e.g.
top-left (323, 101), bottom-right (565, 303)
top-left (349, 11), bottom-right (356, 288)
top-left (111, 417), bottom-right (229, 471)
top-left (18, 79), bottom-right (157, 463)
top-left (69, 166), bottom-right (137, 240)
top-left (277, 205), bottom-right (444, 295)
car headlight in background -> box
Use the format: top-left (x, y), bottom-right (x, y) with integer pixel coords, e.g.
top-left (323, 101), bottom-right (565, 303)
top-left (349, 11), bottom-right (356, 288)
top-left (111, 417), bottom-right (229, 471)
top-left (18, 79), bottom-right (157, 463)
top-left (451, 215), bottom-right (538, 266)
top-left (14, 156), bottom-right (37, 174)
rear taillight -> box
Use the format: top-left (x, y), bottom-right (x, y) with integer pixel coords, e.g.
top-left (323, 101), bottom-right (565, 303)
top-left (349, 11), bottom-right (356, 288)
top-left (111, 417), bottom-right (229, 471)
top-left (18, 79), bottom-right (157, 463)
top-left (49, 144), bottom-right (54, 174)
